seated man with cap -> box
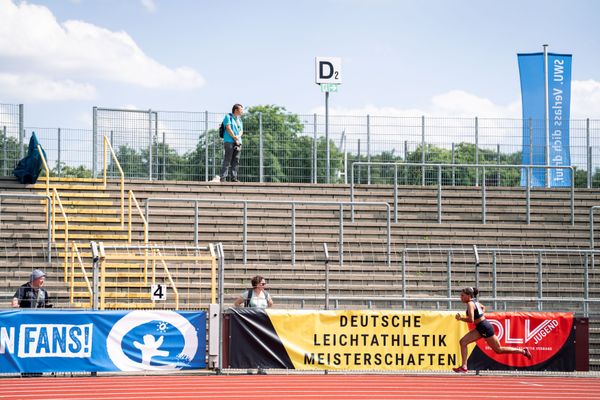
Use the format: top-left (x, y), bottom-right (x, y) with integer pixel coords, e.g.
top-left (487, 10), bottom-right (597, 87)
top-left (11, 269), bottom-right (51, 308)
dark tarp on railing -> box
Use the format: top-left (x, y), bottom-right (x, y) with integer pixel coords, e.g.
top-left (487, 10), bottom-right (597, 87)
top-left (13, 132), bottom-right (45, 184)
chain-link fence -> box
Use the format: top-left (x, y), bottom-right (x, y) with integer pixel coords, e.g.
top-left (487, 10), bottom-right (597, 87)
top-left (2, 103), bottom-right (600, 186)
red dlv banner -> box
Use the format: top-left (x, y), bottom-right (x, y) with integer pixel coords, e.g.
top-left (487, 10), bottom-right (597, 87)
top-left (470, 312), bottom-right (573, 367)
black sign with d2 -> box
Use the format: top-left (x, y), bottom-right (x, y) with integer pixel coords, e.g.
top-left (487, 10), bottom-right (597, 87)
top-left (315, 57), bottom-right (342, 84)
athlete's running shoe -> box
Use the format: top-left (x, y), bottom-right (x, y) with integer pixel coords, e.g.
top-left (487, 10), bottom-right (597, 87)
top-left (452, 366), bottom-right (468, 373)
top-left (523, 347), bottom-right (532, 360)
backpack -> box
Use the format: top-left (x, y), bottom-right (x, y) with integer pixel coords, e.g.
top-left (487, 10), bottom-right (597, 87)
top-left (244, 288), bottom-right (270, 307)
top-left (219, 113), bottom-right (233, 138)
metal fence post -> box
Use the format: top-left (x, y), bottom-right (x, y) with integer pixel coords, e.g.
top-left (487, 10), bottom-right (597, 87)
top-left (587, 118), bottom-right (591, 188)
top-left (57, 128), bottom-right (61, 176)
top-left (482, 166), bottom-right (487, 224)
top-left (393, 165), bottom-right (398, 223)
top-left (526, 167), bottom-right (531, 224)
top-left (162, 132), bottom-right (166, 180)
top-left (367, 114), bottom-right (371, 184)
top-left (216, 243), bottom-right (225, 373)
top-left (259, 112), bottom-right (264, 183)
top-left (537, 251), bottom-right (543, 311)
top-left (496, 144), bottom-right (501, 185)
top-left (243, 202), bottom-right (248, 265)
top-left (92, 106), bottom-right (98, 178)
top-left (18, 104), bottom-right (24, 159)
top-left (2, 126), bottom-right (6, 176)
top-left (325, 94), bottom-right (330, 184)
top-left (313, 113), bottom-right (317, 184)
top-left (475, 117), bottom-right (479, 186)
top-left (91, 241), bottom-right (99, 310)
top-left (492, 250), bottom-right (497, 310)
top-left (421, 115), bottom-right (425, 186)
top-left (194, 201), bottom-right (199, 246)
top-left (451, 142), bottom-right (455, 186)
top-left (402, 249), bottom-right (407, 309)
top-left (339, 204), bottom-right (344, 266)
top-left (291, 203), bottom-right (296, 266)
top-left (447, 250), bottom-right (452, 309)
top-left (204, 110), bottom-right (209, 182)
top-left (584, 252), bottom-right (589, 317)
top-left (148, 109), bottom-right (153, 181)
top-left (529, 118), bottom-right (533, 168)
top-left (437, 165), bottom-right (442, 223)
top-left (323, 243), bottom-right (330, 310)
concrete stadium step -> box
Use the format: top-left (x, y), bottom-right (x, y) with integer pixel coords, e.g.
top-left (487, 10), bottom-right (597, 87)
top-left (53, 233), bottom-right (130, 241)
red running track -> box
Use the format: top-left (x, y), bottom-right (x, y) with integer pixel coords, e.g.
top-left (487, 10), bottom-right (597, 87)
top-left (0, 374), bottom-right (598, 400)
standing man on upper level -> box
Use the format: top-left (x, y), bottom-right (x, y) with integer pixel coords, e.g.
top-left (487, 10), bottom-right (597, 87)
top-left (212, 103), bottom-right (244, 182)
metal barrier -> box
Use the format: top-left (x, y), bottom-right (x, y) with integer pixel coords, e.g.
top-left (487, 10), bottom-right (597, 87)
top-left (145, 198), bottom-right (392, 266)
top-left (590, 206), bottom-right (600, 249)
top-left (0, 193), bottom-right (52, 262)
top-left (350, 162), bottom-right (576, 224)
top-left (68, 242), bottom-right (216, 310)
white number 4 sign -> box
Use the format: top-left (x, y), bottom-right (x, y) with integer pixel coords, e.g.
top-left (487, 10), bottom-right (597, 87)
top-left (151, 284), bottom-right (167, 301)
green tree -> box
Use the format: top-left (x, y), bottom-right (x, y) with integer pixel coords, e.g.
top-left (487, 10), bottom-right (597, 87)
top-left (52, 162), bottom-right (92, 178)
top-left (0, 133), bottom-right (20, 177)
top-left (186, 105), bottom-right (345, 183)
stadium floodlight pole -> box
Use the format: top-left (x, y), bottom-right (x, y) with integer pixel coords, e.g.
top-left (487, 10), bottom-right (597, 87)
top-left (543, 44), bottom-right (550, 188)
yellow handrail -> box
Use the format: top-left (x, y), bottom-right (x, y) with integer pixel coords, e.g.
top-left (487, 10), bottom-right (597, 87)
top-left (155, 249), bottom-right (180, 310)
top-left (52, 188), bottom-right (69, 282)
top-left (70, 242), bottom-right (93, 307)
top-left (37, 145), bottom-right (50, 197)
top-left (103, 136), bottom-right (125, 228)
top-left (37, 145), bottom-right (50, 224)
top-left (128, 190), bottom-right (149, 283)
top-left (128, 190), bottom-right (148, 244)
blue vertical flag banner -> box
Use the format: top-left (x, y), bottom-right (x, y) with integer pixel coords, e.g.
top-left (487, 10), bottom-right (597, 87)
top-left (518, 52), bottom-right (572, 187)
top-left (547, 54), bottom-right (572, 187)
top-left (0, 310), bottom-right (206, 374)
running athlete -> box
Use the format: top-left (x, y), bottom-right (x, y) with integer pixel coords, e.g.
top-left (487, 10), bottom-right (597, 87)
top-left (453, 287), bottom-right (532, 373)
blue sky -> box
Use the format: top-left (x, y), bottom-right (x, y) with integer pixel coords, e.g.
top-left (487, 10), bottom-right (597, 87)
top-left (1, 0), bottom-right (600, 128)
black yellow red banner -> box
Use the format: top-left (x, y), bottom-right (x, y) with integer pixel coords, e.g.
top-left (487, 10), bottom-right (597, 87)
top-left (226, 309), bottom-right (577, 371)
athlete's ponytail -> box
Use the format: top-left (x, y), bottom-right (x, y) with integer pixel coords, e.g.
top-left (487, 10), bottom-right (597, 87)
top-left (462, 287), bottom-right (479, 298)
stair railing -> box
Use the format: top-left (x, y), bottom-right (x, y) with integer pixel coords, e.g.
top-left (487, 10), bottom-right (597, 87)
top-left (128, 190), bottom-right (148, 244)
top-left (51, 188), bottom-right (69, 281)
top-left (103, 136), bottom-right (125, 228)
top-left (37, 145), bottom-right (51, 222)
top-left (153, 248), bottom-right (180, 310)
top-left (128, 190), bottom-right (149, 283)
top-left (70, 242), bottom-right (93, 307)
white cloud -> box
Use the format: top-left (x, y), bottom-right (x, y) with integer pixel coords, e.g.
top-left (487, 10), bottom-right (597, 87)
top-left (0, 73), bottom-right (95, 101)
top-left (313, 91), bottom-right (520, 119)
top-left (572, 80), bottom-right (600, 119)
top-left (0, 0), bottom-right (204, 101)
top-left (140, 0), bottom-right (157, 13)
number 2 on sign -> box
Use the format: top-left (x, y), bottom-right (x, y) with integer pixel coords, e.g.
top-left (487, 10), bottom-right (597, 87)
top-left (151, 284), bottom-right (167, 301)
